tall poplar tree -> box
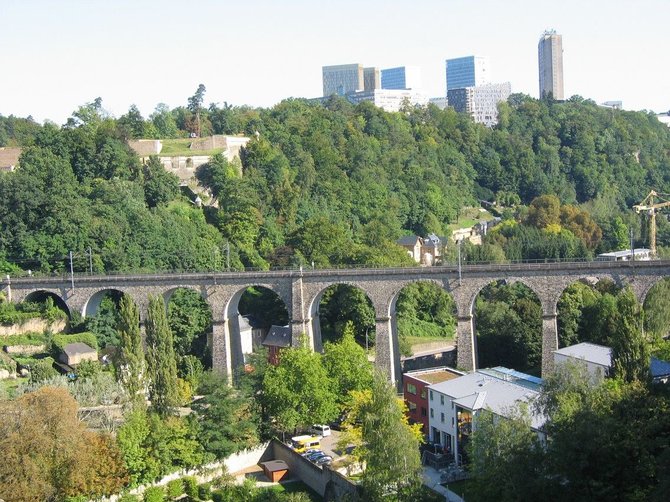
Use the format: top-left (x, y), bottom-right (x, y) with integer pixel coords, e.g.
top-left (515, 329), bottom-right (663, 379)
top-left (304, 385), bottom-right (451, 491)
top-left (611, 288), bottom-right (650, 383)
top-left (145, 295), bottom-right (179, 416)
top-left (114, 294), bottom-right (146, 407)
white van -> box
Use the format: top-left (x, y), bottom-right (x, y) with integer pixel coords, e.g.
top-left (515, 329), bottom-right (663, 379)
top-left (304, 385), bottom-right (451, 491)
top-left (309, 424), bottom-right (332, 437)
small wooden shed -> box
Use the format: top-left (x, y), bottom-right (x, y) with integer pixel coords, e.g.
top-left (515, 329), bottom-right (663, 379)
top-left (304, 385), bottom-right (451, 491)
top-left (260, 460), bottom-right (289, 482)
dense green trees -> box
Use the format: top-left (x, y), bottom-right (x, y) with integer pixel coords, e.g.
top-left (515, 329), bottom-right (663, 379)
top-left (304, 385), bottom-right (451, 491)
top-left (475, 282), bottom-right (542, 373)
top-left (145, 295), bottom-right (180, 416)
top-left (262, 336), bottom-right (338, 432)
top-left (2, 94), bottom-right (670, 273)
top-left (339, 373), bottom-right (424, 501)
top-left (190, 373), bottom-right (260, 460)
top-left (467, 362), bottom-right (670, 501)
top-left (114, 294), bottom-right (146, 407)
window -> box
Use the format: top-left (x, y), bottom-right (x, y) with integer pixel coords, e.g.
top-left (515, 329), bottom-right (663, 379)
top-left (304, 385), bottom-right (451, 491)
top-left (408, 402), bottom-right (417, 412)
top-left (421, 407), bottom-right (427, 417)
top-left (420, 388), bottom-right (427, 399)
top-left (430, 390), bottom-right (433, 401)
top-left (451, 402), bottom-right (454, 409)
top-left (430, 408), bottom-right (434, 418)
top-left (452, 417), bottom-right (454, 426)
top-left (440, 395), bottom-right (444, 405)
top-left (441, 413), bottom-right (445, 423)
top-left (407, 383), bottom-right (417, 395)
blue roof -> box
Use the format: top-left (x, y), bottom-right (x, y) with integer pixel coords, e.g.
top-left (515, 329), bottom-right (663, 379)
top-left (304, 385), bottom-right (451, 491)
top-left (478, 366), bottom-right (543, 390)
top-left (651, 357), bottom-right (670, 378)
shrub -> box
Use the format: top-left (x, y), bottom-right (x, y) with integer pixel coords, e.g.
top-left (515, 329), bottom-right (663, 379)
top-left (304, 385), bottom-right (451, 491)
top-left (29, 358), bottom-right (57, 382)
top-left (198, 482), bottom-right (212, 500)
top-left (51, 332), bottom-right (98, 355)
top-left (176, 377), bottom-right (192, 405)
top-left (1, 332), bottom-right (48, 347)
top-left (166, 479), bottom-right (183, 499)
top-left (211, 490), bottom-right (226, 502)
top-left (143, 486), bottom-right (166, 502)
top-left (182, 476), bottom-right (198, 498)
top-left (118, 494), bottom-right (140, 502)
top-left (75, 359), bottom-right (101, 380)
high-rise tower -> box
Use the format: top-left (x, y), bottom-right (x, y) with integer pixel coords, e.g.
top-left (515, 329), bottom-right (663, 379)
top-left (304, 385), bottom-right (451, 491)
top-left (538, 30), bottom-right (564, 100)
top-left (445, 56), bottom-right (489, 91)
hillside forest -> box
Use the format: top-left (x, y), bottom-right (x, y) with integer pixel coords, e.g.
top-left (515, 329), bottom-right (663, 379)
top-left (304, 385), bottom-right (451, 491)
top-left (2, 92), bottom-right (670, 372)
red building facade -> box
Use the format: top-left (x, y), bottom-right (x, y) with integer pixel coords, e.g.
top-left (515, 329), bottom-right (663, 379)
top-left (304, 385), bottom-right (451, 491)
top-left (402, 367), bottom-right (463, 439)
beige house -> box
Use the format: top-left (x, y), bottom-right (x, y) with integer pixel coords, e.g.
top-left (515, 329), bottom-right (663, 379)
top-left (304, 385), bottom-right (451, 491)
top-left (60, 342), bottom-right (98, 366)
top-left (0, 147), bottom-right (22, 172)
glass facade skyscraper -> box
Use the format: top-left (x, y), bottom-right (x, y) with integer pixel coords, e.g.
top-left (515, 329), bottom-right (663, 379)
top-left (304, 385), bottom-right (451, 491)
top-left (445, 56), bottom-right (489, 91)
top-left (381, 66), bottom-right (422, 90)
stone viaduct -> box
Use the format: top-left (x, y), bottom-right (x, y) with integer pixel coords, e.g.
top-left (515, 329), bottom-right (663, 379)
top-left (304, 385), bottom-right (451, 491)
top-left (3, 260), bottom-right (670, 383)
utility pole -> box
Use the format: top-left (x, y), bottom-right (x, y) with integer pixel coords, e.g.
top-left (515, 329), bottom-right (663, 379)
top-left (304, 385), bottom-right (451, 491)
top-left (630, 228), bottom-right (635, 262)
top-left (87, 247), bottom-right (93, 275)
top-left (457, 239), bottom-right (462, 286)
top-left (225, 241), bottom-right (230, 271)
top-left (69, 251), bottom-right (75, 290)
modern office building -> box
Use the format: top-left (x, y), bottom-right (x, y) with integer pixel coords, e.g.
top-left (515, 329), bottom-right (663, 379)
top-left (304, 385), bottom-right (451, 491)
top-left (381, 66), bottom-right (422, 90)
top-left (322, 64), bottom-right (380, 96)
top-left (447, 82), bottom-right (512, 127)
top-left (343, 89), bottom-right (428, 112)
top-left (322, 64), bottom-right (364, 96)
top-left (363, 67), bottom-right (381, 91)
top-left (538, 30), bottom-right (564, 100)
top-left (445, 56), bottom-right (489, 91)
top-left (429, 97), bottom-right (448, 109)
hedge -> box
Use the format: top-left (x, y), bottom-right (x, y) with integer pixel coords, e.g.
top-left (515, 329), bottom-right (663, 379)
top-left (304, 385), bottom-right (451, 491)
top-left (1, 332), bottom-right (48, 347)
top-left (51, 332), bottom-right (99, 353)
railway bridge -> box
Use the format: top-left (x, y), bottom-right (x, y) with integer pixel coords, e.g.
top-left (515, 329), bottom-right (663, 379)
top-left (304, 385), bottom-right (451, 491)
top-left (3, 260), bottom-right (669, 382)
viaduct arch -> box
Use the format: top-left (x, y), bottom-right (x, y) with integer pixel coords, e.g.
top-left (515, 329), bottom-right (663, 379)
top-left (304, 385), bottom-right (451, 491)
top-left (3, 260), bottom-right (670, 383)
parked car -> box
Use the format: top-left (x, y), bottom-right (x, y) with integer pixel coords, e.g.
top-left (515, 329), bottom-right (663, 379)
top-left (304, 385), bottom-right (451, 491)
top-left (305, 451), bottom-right (327, 462)
top-left (301, 448), bottom-right (321, 457)
top-left (315, 455), bottom-right (333, 465)
top-left (309, 424), bottom-right (332, 437)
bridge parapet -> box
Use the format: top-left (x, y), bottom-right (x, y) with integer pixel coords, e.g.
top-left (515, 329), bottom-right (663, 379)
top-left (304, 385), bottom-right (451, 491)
top-left (5, 260), bottom-right (670, 381)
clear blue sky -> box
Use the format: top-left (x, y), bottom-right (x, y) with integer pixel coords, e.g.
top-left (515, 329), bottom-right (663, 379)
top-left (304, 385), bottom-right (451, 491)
top-left (1, 0), bottom-right (668, 123)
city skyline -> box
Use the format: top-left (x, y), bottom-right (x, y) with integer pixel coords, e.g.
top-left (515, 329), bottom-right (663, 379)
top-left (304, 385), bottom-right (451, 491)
top-left (0, 0), bottom-right (668, 124)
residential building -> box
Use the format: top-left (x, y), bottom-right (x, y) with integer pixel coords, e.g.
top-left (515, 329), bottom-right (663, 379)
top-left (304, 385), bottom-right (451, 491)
top-left (403, 367), bottom-right (464, 438)
top-left (343, 89), bottom-right (428, 112)
top-left (553, 342), bottom-right (612, 380)
top-left (447, 82), bottom-right (512, 127)
top-left (60, 342), bottom-right (98, 366)
top-left (239, 314), bottom-right (266, 360)
top-left (601, 100), bottom-right (623, 110)
top-left (429, 97), bottom-right (448, 109)
top-left (363, 67), bottom-right (380, 91)
top-left (0, 147), bottom-right (22, 172)
top-left (596, 248), bottom-right (652, 262)
top-left (538, 30), bottom-right (564, 100)
top-left (651, 357), bottom-right (670, 384)
top-left (445, 56), bottom-right (489, 91)
top-left (396, 234), bottom-right (445, 265)
top-left (657, 110), bottom-right (670, 127)
top-left (427, 368), bottom-right (544, 465)
top-left (381, 66), bottom-right (422, 90)
top-left (322, 64), bottom-right (364, 96)
top-left (262, 325), bottom-right (292, 365)
top-left (397, 235), bottom-right (423, 262)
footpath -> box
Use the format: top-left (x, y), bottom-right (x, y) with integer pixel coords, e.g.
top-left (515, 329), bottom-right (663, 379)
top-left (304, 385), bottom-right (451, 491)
top-left (423, 466), bottom-right (465, 502)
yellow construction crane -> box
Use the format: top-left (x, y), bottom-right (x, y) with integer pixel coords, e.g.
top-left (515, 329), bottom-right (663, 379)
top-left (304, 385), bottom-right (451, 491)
top-left (633, 190), bottom-right (670, 257)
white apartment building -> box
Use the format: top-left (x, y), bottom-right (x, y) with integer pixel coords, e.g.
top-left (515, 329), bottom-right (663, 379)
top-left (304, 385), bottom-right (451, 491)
top-left (447, 82), bottom-right (512, 127)
top-left (553, 342), bottom-right (612, 380)
top-left (427, 368), bottom-right (544, 465)
top-left (345, 89), bottom-right (428, 112)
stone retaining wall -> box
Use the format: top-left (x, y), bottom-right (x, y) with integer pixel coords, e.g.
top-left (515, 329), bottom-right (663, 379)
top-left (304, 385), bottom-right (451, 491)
top-left (0, 318), bottom-right (66, 337)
